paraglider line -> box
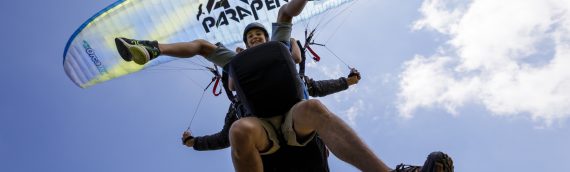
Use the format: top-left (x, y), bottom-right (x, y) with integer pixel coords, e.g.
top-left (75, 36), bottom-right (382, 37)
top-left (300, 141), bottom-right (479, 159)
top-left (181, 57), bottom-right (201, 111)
top-left (145, 68), bottom-right (208, 71)
top-left (182, 72), bottom-right (206, 91)
top-left (313, 0), bottom-right (360, 39)
top-left (187, 88), bottom-right (207, 131)
top-left (197, 58), bottom-right (211, 68)
top-left (324, 7), bottom-right (355, 45)
top-left (180, 59), bottom-right (210, 68)
top-left (324, 46), bottom-right (351, 69)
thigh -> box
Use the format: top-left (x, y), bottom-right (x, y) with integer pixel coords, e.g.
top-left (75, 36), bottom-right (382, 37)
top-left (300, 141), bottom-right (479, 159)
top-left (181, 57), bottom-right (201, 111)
top-left (282, 101), bottom-right (317, 146)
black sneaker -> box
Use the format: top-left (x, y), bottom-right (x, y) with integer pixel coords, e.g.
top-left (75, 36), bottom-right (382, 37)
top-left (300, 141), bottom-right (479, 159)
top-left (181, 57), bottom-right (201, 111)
top-left (393, 164), bottom-right (421, 172)
top-left (420, 151), bottom-right (453, 172)
top-left (114, 37), bottom-right (161, 65)
top-left (392, 151), bottom-right (454, 172)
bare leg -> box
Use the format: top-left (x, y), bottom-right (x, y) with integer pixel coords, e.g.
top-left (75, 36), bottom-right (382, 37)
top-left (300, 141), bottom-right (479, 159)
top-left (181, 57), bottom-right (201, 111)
top-left (229, 117), bottom-right (271, 172)
top-left (158, 39), bottom-right (217, 58)
top-left (291, 99), bottom-right (391, 172)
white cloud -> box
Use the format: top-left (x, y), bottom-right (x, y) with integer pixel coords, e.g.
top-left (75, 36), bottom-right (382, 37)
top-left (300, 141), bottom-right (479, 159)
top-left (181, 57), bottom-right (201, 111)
top-left (307, 61), bottom-right (344, 79)
top-left (398, 55), bottom-right (481, 118)
top-left (413, 0), bottom-right (465, 33)
top-left (343, 99), bottom-right (365, 125)
top-left (399, 0), bottom-right (570, 125)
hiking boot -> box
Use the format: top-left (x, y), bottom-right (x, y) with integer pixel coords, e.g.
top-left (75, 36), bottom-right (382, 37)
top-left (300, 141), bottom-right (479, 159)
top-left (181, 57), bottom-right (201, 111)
top-left (392, 151), bottom-right (454, 172)
top-left (115, 37), bottom-right (161, 65)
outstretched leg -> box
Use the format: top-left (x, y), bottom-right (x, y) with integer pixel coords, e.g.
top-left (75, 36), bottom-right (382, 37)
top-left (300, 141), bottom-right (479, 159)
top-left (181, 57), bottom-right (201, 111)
top-left (290, 99), bottom-right (391, 172)
top-left (229, 117), bottom-right (272, 172)
top-left (115, 38), bottom-right (217, 65)
top-left (158, 39), bottom-right (217, 58)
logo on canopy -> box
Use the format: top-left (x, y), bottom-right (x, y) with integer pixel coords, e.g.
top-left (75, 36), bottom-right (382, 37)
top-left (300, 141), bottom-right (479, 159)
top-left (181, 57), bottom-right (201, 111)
top-left (196, 0), bottom-right (289, 33)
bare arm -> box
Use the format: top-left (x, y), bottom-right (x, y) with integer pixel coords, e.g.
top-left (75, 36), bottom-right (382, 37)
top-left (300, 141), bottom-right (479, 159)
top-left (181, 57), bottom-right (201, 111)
top-left (277, 0), bottom-right (309, 23)
top-left (290, 38), bottom-right (302, 64)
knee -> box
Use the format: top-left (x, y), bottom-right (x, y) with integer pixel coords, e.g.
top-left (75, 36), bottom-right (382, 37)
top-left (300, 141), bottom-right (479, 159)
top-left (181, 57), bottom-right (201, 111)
top-left (229, 118), bottom-right (260, 145)
top-left (302, 99), bottom-right (329, 114)
top-left (192, 39), bottom-right (208, 44)
top-left (297, 99), bottom-right (332, 121)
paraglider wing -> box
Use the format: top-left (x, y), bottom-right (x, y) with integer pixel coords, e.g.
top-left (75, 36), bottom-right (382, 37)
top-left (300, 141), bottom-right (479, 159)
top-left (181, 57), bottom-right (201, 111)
top-left (63, 0), bottom-right (353, 88)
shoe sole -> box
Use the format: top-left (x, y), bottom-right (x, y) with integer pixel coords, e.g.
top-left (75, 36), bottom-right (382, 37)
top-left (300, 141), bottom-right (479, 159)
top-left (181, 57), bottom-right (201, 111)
top-left (130, 46), bottom-right (150, 65)
top-left (115, 38), bottom-right (150, 65)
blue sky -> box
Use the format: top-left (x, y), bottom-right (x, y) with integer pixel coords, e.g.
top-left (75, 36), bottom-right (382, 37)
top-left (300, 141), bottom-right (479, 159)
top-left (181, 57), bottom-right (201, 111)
top-left (2, 0), bottom-right (570, 172)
